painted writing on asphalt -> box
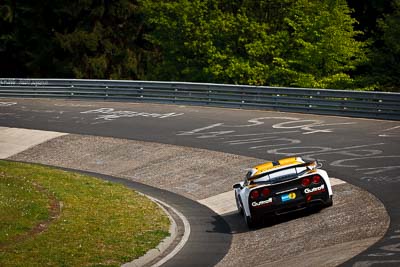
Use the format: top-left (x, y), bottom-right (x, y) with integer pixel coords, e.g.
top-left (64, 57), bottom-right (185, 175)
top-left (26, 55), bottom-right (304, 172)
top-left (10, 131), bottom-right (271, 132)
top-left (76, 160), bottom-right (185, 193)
top-left (178, 117), bottom-right (356, 136)
top-left (177, 116), bottom-right (400, 183)
top-left (353, 228), bottom-right (400, 266)
top-left (379, 125), bottom-right (400, 138)
top-left (0, 102), bottom-right (17, 107)
top-left (81, 108), bottom-right (184, 120)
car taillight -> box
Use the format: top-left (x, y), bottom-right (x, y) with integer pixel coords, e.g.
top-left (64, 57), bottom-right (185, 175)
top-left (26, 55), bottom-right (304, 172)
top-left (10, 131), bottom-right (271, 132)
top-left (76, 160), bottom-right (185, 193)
top-left (250, 190), bottom-right (259, 199)
top-left (302, 177), bottom-right (311, 187)
top-left (312, 175), bottom-right (321, 184)
top-left (261, 188), bottom-right (270, 197)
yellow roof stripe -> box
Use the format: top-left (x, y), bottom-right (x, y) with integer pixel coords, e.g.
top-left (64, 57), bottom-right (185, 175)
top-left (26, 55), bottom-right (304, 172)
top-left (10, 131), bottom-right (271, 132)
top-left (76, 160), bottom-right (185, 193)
top-left (253, 162), bottom-right (274, 175)
top-left (278, 157), bottom-right (300, 166)
top-left (253, 157), bottom-right (302, 176)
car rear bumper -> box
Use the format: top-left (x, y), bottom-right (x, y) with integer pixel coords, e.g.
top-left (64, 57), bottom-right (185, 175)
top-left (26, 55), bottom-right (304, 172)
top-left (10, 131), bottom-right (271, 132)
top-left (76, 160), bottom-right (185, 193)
top-left (250, 189), bottom-right (331, 218)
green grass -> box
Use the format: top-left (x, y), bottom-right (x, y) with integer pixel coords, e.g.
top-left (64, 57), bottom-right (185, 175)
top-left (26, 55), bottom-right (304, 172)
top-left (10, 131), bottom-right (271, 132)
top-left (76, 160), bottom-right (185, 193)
top-left (0, 170), bottom-right (49, 244)
top-left (0, 161), bottom-right (170, 267)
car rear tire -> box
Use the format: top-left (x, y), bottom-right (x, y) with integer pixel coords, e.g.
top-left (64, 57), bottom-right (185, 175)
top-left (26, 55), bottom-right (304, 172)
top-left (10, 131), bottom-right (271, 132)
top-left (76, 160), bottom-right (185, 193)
top-left (235, 193), bottom-right (244, 215)
top-left (245, 215), bottom-right (258, 229)
top-left (325, 195), bottom-right (333, 207)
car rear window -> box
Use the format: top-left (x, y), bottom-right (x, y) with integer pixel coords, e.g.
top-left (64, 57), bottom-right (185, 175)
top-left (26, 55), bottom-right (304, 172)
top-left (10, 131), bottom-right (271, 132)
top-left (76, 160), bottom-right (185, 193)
top-left (251, 166), bottom-right (307, 184)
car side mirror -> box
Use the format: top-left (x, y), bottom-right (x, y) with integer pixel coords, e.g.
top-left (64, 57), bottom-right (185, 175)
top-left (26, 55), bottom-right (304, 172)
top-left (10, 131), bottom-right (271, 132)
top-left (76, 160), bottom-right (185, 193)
top-left (233, 183), bottom-right (242, 189)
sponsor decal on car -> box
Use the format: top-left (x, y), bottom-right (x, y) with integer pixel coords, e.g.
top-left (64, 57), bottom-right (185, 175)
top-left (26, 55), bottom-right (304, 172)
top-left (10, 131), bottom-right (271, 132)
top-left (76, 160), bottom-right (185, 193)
top-left (281, 192), bottom-right (297, 202)
top-left (304, 184), bottom-right (326, 195)
top-left (252, 198), bottom-right (273, 207)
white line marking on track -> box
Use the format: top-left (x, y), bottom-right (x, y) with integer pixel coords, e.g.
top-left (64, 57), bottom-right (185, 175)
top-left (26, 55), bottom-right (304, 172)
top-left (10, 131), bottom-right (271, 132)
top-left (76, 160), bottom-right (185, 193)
top-left (382, 126), bottom-right (400, 132)
top-left (149, 198), bottom-right (190, 267)
top-left (226, 131), bottom-right (299, 138)
top-left (379, 125), bottom-right (400, 137)
top-left (123, 196), bottom-right (191, 267)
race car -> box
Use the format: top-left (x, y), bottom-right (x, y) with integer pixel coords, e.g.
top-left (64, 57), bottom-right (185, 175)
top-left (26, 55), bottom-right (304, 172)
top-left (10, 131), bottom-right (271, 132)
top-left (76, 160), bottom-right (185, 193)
top-left (233, 157), bottom-right (333, 228)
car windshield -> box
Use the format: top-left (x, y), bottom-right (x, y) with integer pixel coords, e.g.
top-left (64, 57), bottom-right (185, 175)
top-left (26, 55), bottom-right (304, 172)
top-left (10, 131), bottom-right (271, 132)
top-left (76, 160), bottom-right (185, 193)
top-left (251, 166), bottom-right (308, 184)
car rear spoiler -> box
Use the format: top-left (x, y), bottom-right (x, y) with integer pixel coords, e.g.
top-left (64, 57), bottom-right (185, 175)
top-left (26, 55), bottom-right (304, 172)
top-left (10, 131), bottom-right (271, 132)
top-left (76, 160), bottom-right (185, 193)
top-left (248, 160), bottom-right (319, 181)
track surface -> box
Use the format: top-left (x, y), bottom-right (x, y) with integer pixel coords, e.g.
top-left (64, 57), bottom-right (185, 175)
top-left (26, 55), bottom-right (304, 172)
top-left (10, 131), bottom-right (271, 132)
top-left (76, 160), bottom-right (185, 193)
top-left (1, 98), bottom-right (400, 266)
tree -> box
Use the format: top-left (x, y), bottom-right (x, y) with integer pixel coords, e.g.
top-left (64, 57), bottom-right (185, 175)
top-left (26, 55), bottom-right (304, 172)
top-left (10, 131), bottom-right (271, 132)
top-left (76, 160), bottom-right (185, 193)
top-left (142, 0), bottom-right (367, 88)
top-left (361, 0), bottom-right (400, 91)
top-left (346, 0), bottom-right (392, 40)
top-left (280, 0), bottom-right (367, 88)
top-left (0, 1), bottom-right (59, 77)
top-left (0, 0), bottom-right (153, 79)
top-left (53, 0), bottom-right (154, 79)
top-left (0, 0), bottom-right (376, 90)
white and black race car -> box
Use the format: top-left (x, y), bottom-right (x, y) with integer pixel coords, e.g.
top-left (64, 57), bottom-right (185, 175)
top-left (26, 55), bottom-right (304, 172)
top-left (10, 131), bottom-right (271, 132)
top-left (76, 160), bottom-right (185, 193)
top-left (233, 157), bottom-right (333, 228)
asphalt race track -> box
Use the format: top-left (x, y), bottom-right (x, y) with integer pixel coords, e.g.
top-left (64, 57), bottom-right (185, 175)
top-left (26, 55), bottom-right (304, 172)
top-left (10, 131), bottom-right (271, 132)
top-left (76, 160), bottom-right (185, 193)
top-left (1, 98), bottom-right (400, 266)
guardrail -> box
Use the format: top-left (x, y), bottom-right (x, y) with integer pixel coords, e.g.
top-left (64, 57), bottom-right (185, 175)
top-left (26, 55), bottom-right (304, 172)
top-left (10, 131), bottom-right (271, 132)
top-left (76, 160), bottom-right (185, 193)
top-left (1, 78), bottom-right (399, 120)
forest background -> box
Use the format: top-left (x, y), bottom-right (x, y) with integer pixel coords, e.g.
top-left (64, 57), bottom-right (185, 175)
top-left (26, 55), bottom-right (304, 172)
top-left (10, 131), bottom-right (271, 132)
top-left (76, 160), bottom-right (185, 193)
top-left (0, 0), bottom-right (399, 92)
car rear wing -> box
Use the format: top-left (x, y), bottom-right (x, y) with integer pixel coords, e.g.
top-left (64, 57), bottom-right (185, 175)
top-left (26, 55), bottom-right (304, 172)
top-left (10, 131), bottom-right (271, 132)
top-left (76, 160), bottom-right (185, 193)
top-left (248, 160), bottom-right (319, 182)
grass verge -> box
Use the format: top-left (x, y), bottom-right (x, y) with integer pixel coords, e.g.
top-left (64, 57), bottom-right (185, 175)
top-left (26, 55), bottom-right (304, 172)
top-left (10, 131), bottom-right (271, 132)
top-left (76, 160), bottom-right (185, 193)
top-left (0, 160), bottom-right (170, 266)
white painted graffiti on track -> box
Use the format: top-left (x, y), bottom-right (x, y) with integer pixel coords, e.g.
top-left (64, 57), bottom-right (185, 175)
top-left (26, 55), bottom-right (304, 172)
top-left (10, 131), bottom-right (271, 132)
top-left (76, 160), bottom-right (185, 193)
top-left (178, 116), bottom-right (356, 136)
top-left (331, 155), bottom-right (400, 168)
top-left (354, 260), bottom-right (400, 267)
top-left (81, 108), bottom-right (184, 121)
top-left (227, 116), bottom-right (356, 134)
top-left (267, 143), bottom-right (385, 159)
top-left (177, 116), bottom-right (400, 183)
top-left (54, 103), bottom-right (94, 108)
top-left (332, 155), bottom-right (400, 183)
top-left (379, 125), bottom-right (400, 137)
top-left (353, 228), bottom-right (400, 266)
top-left (0, 102), bottom-right (17, 107)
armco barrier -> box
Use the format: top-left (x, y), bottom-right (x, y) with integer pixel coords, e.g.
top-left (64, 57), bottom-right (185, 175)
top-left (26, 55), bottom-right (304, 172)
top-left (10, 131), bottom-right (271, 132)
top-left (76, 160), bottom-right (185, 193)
top-left (0, 78), bottom-right (399, 120)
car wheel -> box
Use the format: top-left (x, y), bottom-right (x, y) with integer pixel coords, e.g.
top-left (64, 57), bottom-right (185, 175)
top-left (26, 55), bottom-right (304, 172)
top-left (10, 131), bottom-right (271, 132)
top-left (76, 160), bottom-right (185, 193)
top-left (245, 215), bottom-right (257, 229)
top-left (325, 196), bottom-right (333, 207)
top-left (235, 194), bottom-right (244, 215)
top-left (322, 196), bottom-right (333, 208)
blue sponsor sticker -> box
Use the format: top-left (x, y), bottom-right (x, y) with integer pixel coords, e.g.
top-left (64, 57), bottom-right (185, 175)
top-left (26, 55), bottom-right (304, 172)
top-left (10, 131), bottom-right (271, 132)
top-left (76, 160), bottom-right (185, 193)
top-left (281, 192), bottom-right (296, 202)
